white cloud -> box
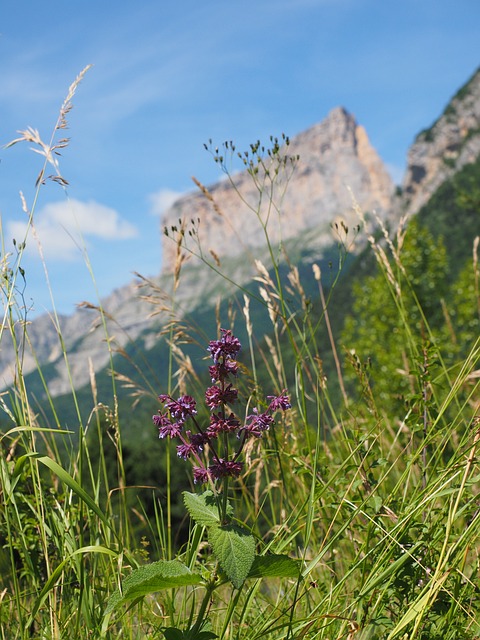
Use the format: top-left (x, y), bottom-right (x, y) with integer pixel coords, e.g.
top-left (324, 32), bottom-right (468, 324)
top-left (148, 188), bottom-right (184, 217)
top-left (8, 198), bottom-right (138, 261)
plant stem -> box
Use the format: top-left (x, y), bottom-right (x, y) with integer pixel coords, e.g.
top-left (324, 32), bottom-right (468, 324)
top-left (188, 577), bottom-right (217, 638)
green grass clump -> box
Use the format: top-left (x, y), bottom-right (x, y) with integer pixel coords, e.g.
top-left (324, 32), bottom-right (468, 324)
top-left (0, 72), bottom-right (479, 640)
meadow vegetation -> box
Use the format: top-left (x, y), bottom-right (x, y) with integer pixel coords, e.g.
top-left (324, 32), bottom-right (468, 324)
top-left (0, 72), bottom-right (479, 639)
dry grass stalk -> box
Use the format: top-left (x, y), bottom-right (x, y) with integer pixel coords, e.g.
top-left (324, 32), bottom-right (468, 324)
top-left (286, 265), bottom-right (306, 309)
top-left (264, 334), bottom-right (283, 383)
top-left (5, 64), bottom-right (92, 187)
top-left (313, 263), bottom-right (348, 406)
top-left (242, 294), bottom-right (253, 339)
top-left (191, 176), bottom-right (225, 218)
top-left (350, 192), bottom-right (403, 296)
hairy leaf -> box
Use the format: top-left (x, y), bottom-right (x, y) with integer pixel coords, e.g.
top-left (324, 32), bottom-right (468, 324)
top-left (208, 524), bottom-right (255, 589)
top-left (183, 490), bottom-right (232, 527)
top-left (105, 560), bottom-right (202, 616)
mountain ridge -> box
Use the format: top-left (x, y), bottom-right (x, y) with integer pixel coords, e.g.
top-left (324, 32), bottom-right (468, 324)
top-left (402, 65), bottom-right (480, 216)
top-left (161, 106), bottom-right (394, 271)
top-left (1, 67), bottom-right (480, 399)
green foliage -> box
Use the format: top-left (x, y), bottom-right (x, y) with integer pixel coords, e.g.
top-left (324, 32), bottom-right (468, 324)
top-left (2, 80), bottom-right (480, 639)
top-left (183, 490), bottom-right (256, 589)
top-left (105, 559), bottom-right (202, 616)
top-left (416, 155), bottom-right (480, 278)
top-left (247, 554), bottom-right (300, 579)
top-left (442, 258), bottom-right (480, 358)
top-left (342, 218), bottom-right (449, 411)
top-left (208, 524), bottom-right (255, 590)
top-left (183, 490), bottom-right (226, 527)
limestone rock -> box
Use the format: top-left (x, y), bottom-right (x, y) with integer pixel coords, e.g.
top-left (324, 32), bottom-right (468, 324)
top-left (161, 107), bottom-right (395, 272)
top-left (402, 67), bottom-right (480, 215)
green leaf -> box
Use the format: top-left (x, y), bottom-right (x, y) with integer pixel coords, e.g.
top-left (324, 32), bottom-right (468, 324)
top-left (105, 560), bottom-right (202, 616)
top-left (386, 571), bottom-right (450, 639)
top-left (183, 490), bottom-right (223, 527)
top-left (26, 545), bottom-right (117, 630)
top-left (369, 494), bottom-right (383, 513)
top-left (247, 554), bottom-right (301, 579)
top-left (163, 628), bottom-right (217, 640)
top-left (208, 524), bottom-right (255, 589)
top-left (162, 628), bottom-right (186, 640)
top-left (37, 456), bottom-right (114, 534)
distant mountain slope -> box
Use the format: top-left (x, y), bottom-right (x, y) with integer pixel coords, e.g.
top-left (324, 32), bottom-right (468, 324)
top-left (2, 66), bottom-right (480, 404)
top-left (0, 107), bottom-right (396, 398)
top-left (415, 154), bottom-right (480, 279)
top-left (402, 66), bottom-right (480, 216)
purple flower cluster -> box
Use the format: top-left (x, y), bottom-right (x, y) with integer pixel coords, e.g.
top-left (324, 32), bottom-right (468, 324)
top-left (152, 329), bottom-right (291, 484)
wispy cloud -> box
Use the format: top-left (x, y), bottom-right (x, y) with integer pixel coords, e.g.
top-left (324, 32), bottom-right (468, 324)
top-left (148, 188), bottom-right (184, 217)
top-left (8, 198), bottom-right (138, 261)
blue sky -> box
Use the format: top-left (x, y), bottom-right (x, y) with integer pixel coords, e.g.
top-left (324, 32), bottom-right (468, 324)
top-left (1, 0), bottom-right (479, 316)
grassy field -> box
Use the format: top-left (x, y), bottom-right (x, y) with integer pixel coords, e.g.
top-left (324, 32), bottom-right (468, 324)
top-left (0, 72), bottom-right (479, 640)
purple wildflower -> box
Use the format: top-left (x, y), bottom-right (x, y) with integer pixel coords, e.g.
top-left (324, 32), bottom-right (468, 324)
top-left (159, 394), bottom-right (197, 420)
top-left (176, 442), bottom-right (197, 460)
top-left (267, 391), bottom-right (292, 412)
top-left (207, 412), bottom-right (240, 437)
top-left (153, 413), bottom-right (183, 439)
top-left (153, 329), bottom-right (289, 490)
top-left (205, 383), bottom-right (238, 408)
top-left (193, 466), bottom-right (210, 485)
top-left (209, 359), bottom-right (239, 382)
top-left (187, 430), bottom-right (211, 451)
top-left (208, 459), bottom-right (243, 480)
top-left (250, 409), bottom-right (275, 431)
top-left (240, 409), bottom-right (274, 438)
top-left (208, 329), bottom-right (241, 363)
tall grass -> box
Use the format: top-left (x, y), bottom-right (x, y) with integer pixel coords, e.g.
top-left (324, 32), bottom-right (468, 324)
top-left (0, 76), bottom-right (479, 640)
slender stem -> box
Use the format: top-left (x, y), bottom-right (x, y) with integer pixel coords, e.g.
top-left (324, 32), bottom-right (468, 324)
top-left (221, 477), bottom-right (230, 522)
top-left (422, 345), bottom-right (429, 495)
top-left (166, 438), bottom-right (172, 559)
top-left (189, 577), bottom-right (217, 637)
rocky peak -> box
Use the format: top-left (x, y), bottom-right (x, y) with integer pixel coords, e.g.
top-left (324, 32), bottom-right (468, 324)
top-left (402, 67), bottom-right (480, 215)
top-left (161, 107), bottom-right (395, 272)
top-left (0, 107), bottom-right (396, 399)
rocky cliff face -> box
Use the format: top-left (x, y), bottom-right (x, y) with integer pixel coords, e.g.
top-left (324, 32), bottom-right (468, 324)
top-left (161, 107), bottom-right (395, 271)
top-left (402, 67), bottom-right (480, 215)
top-left (2, 67), bottom-right (479, 400)
top-left (0, 107), bottom-right (394, 398)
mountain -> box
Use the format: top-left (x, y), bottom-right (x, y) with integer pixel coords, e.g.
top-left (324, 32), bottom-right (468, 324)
top-left (162, 107), bottom-right (394, 270)
top-left (0, 106), bottom-right (396, 398)
top-left (402, 66), bottom-right (480, 215)
top-left (1, 67), bottom-right (479, 403)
